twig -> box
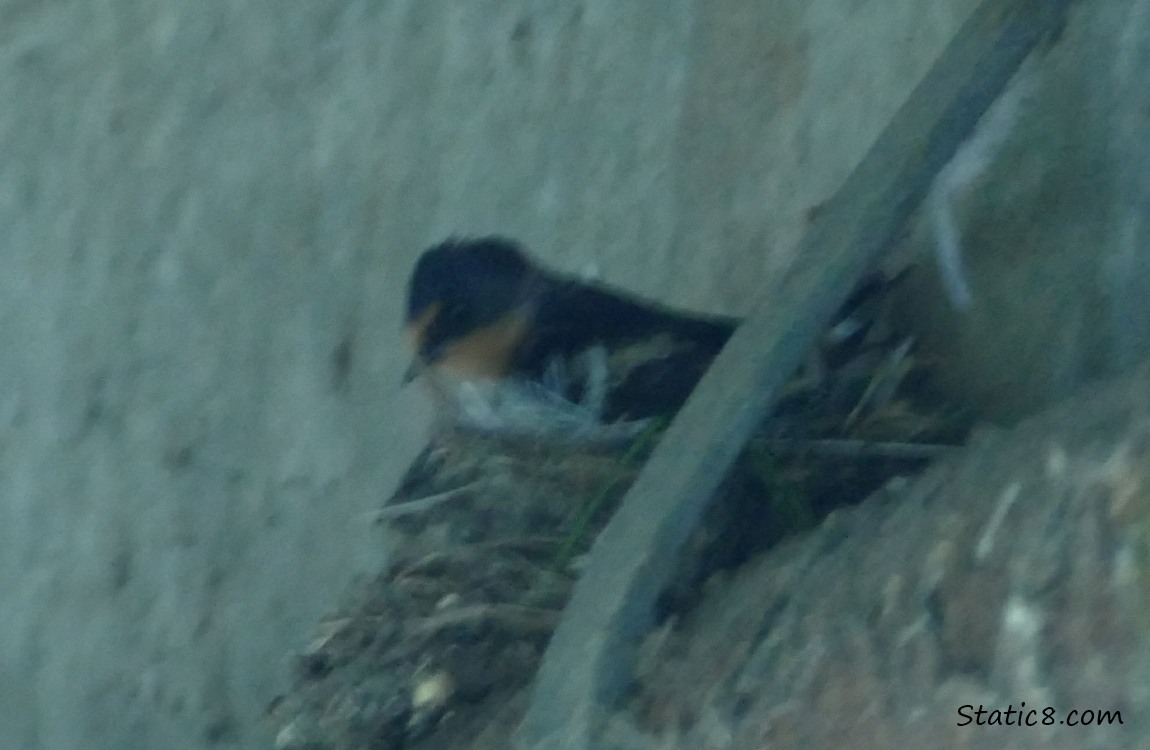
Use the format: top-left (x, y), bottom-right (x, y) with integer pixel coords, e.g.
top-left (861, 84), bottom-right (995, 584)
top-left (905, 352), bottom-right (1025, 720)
top-left (372, 482), bottom-right (480, 521)
top-left (393, 536), bottom-right (567, 580)
top-left (763, 437), bottom-right (958, 460)
top-left (407, 603), bottom-right (562, 639)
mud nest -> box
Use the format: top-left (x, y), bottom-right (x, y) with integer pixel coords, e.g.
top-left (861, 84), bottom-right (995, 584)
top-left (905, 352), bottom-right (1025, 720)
top-left (268, 282), bottom-right (969, 750)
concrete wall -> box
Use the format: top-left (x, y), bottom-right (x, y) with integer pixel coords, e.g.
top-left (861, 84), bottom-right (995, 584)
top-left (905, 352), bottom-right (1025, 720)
top-left (0, 0), bottom-right (1144, 748)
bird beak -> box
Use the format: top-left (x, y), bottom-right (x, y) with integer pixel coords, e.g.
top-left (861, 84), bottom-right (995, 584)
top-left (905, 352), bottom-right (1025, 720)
top-left (401, 358), bottom-right (423, 385)
top-left (402, 305), bottom-right (441, 386)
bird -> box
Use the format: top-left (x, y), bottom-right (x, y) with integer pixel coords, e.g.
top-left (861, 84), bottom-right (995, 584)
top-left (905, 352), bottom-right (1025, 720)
top-left (402, 234), bottom-right (934, 449)
top-left (403, 236), bottom-right (742, 440)
top-left (395, 236), bottom-right (960, 615)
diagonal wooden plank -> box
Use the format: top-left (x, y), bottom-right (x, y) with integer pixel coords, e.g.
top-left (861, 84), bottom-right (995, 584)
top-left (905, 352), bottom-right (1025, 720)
top-left (516, 0), bottom-right (1079, 748)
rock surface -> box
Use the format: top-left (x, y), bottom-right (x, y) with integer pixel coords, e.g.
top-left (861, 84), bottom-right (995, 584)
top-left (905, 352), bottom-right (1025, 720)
top-left (631, 362), bottom-right (1150, 749)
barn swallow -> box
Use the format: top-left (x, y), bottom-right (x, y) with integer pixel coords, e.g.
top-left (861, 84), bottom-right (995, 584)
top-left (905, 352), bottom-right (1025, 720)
top-left (404, 237), bottom-right (741, 435)
top-left (403, 236), bottom-right (912, 441)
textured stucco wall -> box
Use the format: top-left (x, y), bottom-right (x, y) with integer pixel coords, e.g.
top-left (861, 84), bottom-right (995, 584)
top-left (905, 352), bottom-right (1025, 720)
top-left (1, 0), bottom-right (1145, 749)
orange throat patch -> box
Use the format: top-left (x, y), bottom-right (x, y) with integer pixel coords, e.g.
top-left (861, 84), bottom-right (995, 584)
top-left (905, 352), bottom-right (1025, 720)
top-left (405, 306), bottom-right (533, 382)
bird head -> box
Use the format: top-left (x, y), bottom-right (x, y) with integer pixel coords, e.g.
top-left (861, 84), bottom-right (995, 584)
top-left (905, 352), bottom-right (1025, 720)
top-left (403, 236), bottom-right (542, 383)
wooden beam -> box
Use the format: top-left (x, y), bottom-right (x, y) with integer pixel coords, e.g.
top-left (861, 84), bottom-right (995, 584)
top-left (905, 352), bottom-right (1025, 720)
top-left (516, 0), bottom-right (1079, 747)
